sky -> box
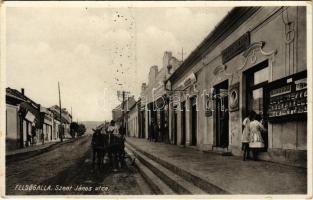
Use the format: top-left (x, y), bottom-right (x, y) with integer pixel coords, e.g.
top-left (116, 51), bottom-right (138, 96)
top-left (6, 6), bottom-right (232, 121)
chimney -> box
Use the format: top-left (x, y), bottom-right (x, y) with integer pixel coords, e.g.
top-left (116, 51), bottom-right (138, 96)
top-left (21, 88), bottom-right (25, 95)
top-left (163, 51), bottom-right (172, 68)
top-left (141, 83), bottom-right (147, 91)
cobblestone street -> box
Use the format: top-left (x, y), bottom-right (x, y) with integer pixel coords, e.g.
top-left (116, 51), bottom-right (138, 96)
top-left (6, 135), bottom-right (152, 195)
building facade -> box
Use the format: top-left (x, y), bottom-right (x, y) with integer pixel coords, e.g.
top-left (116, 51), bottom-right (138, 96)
top-left (49, 105), bottom-right (73, 139)
top-left (6, 88), bottom-right (74, 151)
top-left (140, 51), bottom-right (182, 143)
top-left (6, 88), bottom-right (43, 149)
top-left (167, 7), bottom-right (307, 167)
top-left (127, 100), bottom-right (139, 137)
top-left (112, 96), bottom-right (136, 135)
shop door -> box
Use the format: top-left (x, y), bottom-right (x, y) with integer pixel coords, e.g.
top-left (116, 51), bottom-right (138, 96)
top-left (141, 110), bottom-right (145, 138)
top-left (215, 81), bottom-right (229, 148)
top-left (245, 60), bottom-right (269, 150)
top-left (173, 106), bottom-right (178, 145)
top-left (147, 103), bottom-right (152, 140)
top-left (191, 97), bottom-right (197, 146)
top-left (181, 102), bottom-right (186, 145)
top-left (160, 110), bottom-right (165, 142)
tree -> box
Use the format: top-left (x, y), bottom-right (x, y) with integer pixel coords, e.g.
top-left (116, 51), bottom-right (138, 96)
top-left (70, 122), bottom-right (79, 138)
top-left (77, 124), bottom-right (86, 136)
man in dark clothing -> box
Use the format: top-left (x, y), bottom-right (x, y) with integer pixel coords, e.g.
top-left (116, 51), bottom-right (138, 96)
top-left (149, 121), bottom-right (154, 142)
top-left (151, 120), bottom-right (159, 142)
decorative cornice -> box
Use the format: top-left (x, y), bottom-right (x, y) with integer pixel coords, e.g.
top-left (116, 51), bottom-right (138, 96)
top-left (238, 41), bottom-right (277, 71)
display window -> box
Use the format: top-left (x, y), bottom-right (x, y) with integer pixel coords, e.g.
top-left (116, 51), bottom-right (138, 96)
top-left (266, 71), bottom-right (307, 122)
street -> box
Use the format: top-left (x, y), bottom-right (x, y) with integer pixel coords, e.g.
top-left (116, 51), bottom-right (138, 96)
top-left (6, 134), bottom-right (152, 195)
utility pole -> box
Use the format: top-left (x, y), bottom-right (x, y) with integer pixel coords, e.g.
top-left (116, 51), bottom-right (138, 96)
top-left (117, 90), bottom-right (130, 136)
top-left (58, 82), bottom-right (63, 142)
top-left (122, 91), bottom-right (125, 136)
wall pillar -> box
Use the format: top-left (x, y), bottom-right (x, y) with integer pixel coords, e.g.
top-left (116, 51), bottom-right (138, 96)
top-left (185, 98), bottom-right (191, 146)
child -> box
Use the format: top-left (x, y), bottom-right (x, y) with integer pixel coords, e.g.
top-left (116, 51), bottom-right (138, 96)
top-left (242, 111), bottom-right (255, 161)
top-left (249, 114), bottom-right (266, 161)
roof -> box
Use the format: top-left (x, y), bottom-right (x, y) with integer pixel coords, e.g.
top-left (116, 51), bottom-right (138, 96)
top-left (49, 108), bottom-right (71, 124)
top-left (167, 7), bottom-right (261, 83)
top-left (6, 87), bottom-right (40, 108)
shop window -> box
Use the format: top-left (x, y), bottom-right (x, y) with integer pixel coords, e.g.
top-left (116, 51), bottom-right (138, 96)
top-left (251, 88), bottom-right (264, 115)
top-left (254, 67), bottom-right (268, 85)
top-left (246, 60), bottom-right (269, 117)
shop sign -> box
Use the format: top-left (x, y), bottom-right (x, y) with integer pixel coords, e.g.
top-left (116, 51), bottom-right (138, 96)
top-left (229, 83), bottom-right (240, 112)
top-left (270, 85), bottom-right (291, 97)
top-left (44, 115), bottom-right (53, 125)
top-left (205, 99), bottom-right (213, 117)
top-left (222, 32), bottom-right (250, 64)
top-left (183, 73), bottom-right (197, 88)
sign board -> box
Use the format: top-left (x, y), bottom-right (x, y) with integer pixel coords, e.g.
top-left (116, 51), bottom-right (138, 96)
top-left (25, 111), bottom-right (36, 123)
top-left (270, 85), bottom-right (292, 97)
top-left (183, 73), bottom-right (197, 88)
top-left (222, 32), bottom-right (250, 64)
top-left (295, 78), bottom-right (307, 91)
top-left (205, 99), bottom-right (213, 117)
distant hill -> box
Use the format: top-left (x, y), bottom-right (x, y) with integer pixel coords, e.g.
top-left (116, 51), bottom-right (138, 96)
top-left (80, 121), bottom-right (104, 134)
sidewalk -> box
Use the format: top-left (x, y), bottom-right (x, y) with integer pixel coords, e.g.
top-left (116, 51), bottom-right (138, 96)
top-left (6, 137), bottom-right (74, 162)
top-left (6, 141), bottom-right (59, 157)
top-left (126, 137), bottom-right (307, 194)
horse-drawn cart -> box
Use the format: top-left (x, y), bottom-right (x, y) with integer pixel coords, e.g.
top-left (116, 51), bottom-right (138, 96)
top-left (91, 126), bottom-right (125, 170)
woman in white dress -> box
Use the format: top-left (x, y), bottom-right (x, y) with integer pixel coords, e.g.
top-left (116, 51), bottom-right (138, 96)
top-left (242, 111), bottom-right (256, 161)
top-left (249, 113), bottom-right (266, 161)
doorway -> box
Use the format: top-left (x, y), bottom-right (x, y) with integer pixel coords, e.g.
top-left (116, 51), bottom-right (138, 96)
top-left (245, 60), bottom-right (269, 150)
top-left (173, 105), bottom-right (178, 145)
top-left (141, 110), bottom-right (145, 138)
top-left (214, 80), bottom-right (229, 148)
top-left (190, 97), bottom-right (197, 146)
top-left (181, 102), bottom-right (186, 145)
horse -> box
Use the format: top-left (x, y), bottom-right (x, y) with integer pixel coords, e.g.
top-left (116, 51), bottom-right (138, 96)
top-left (91, 128), bottom-right (125, 170)
top-left (91, 128), bottom-right (106, 168)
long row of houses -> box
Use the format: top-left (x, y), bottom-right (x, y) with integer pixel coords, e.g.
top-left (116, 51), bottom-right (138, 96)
top-left (113, 7), bottom-right (308, 167)
top-left (6, 87), bottom-right (72, 151)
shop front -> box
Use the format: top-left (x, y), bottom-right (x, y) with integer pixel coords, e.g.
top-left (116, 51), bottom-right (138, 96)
top-left (167, 7), bottom-right (307, 166)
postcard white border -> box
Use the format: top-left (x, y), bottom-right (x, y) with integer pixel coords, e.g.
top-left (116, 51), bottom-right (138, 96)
top-left (0, 1), bottom-right (312, 200)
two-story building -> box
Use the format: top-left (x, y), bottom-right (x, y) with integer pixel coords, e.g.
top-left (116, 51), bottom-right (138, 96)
top-left (140, 51), bottom-right (181, 143)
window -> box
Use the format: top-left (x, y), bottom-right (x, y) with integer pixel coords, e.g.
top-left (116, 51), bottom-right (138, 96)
top-left (246, 60), bottom-right (269, 116)
top-left (254, 67), bottom-right (268, 85)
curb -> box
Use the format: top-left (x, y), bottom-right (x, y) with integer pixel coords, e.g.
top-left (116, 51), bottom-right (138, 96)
top-left (126, 140), bottom-right (230, 194)
top-left (6, 136), bottom-right (89, 163)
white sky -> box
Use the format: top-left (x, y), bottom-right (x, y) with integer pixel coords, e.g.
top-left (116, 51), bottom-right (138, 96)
top-left (6, 6), bottom-right (232, 121)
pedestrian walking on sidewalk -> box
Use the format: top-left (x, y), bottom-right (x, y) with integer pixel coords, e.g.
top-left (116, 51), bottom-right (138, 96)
top-left (249, 113), bottom-right (266, 161)
top-left (149, 120), bottom-right (155, 142)
top-left (152, 121), bottom-right (159, 142)
top-left (242, 111), bottom-right (255, 161)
